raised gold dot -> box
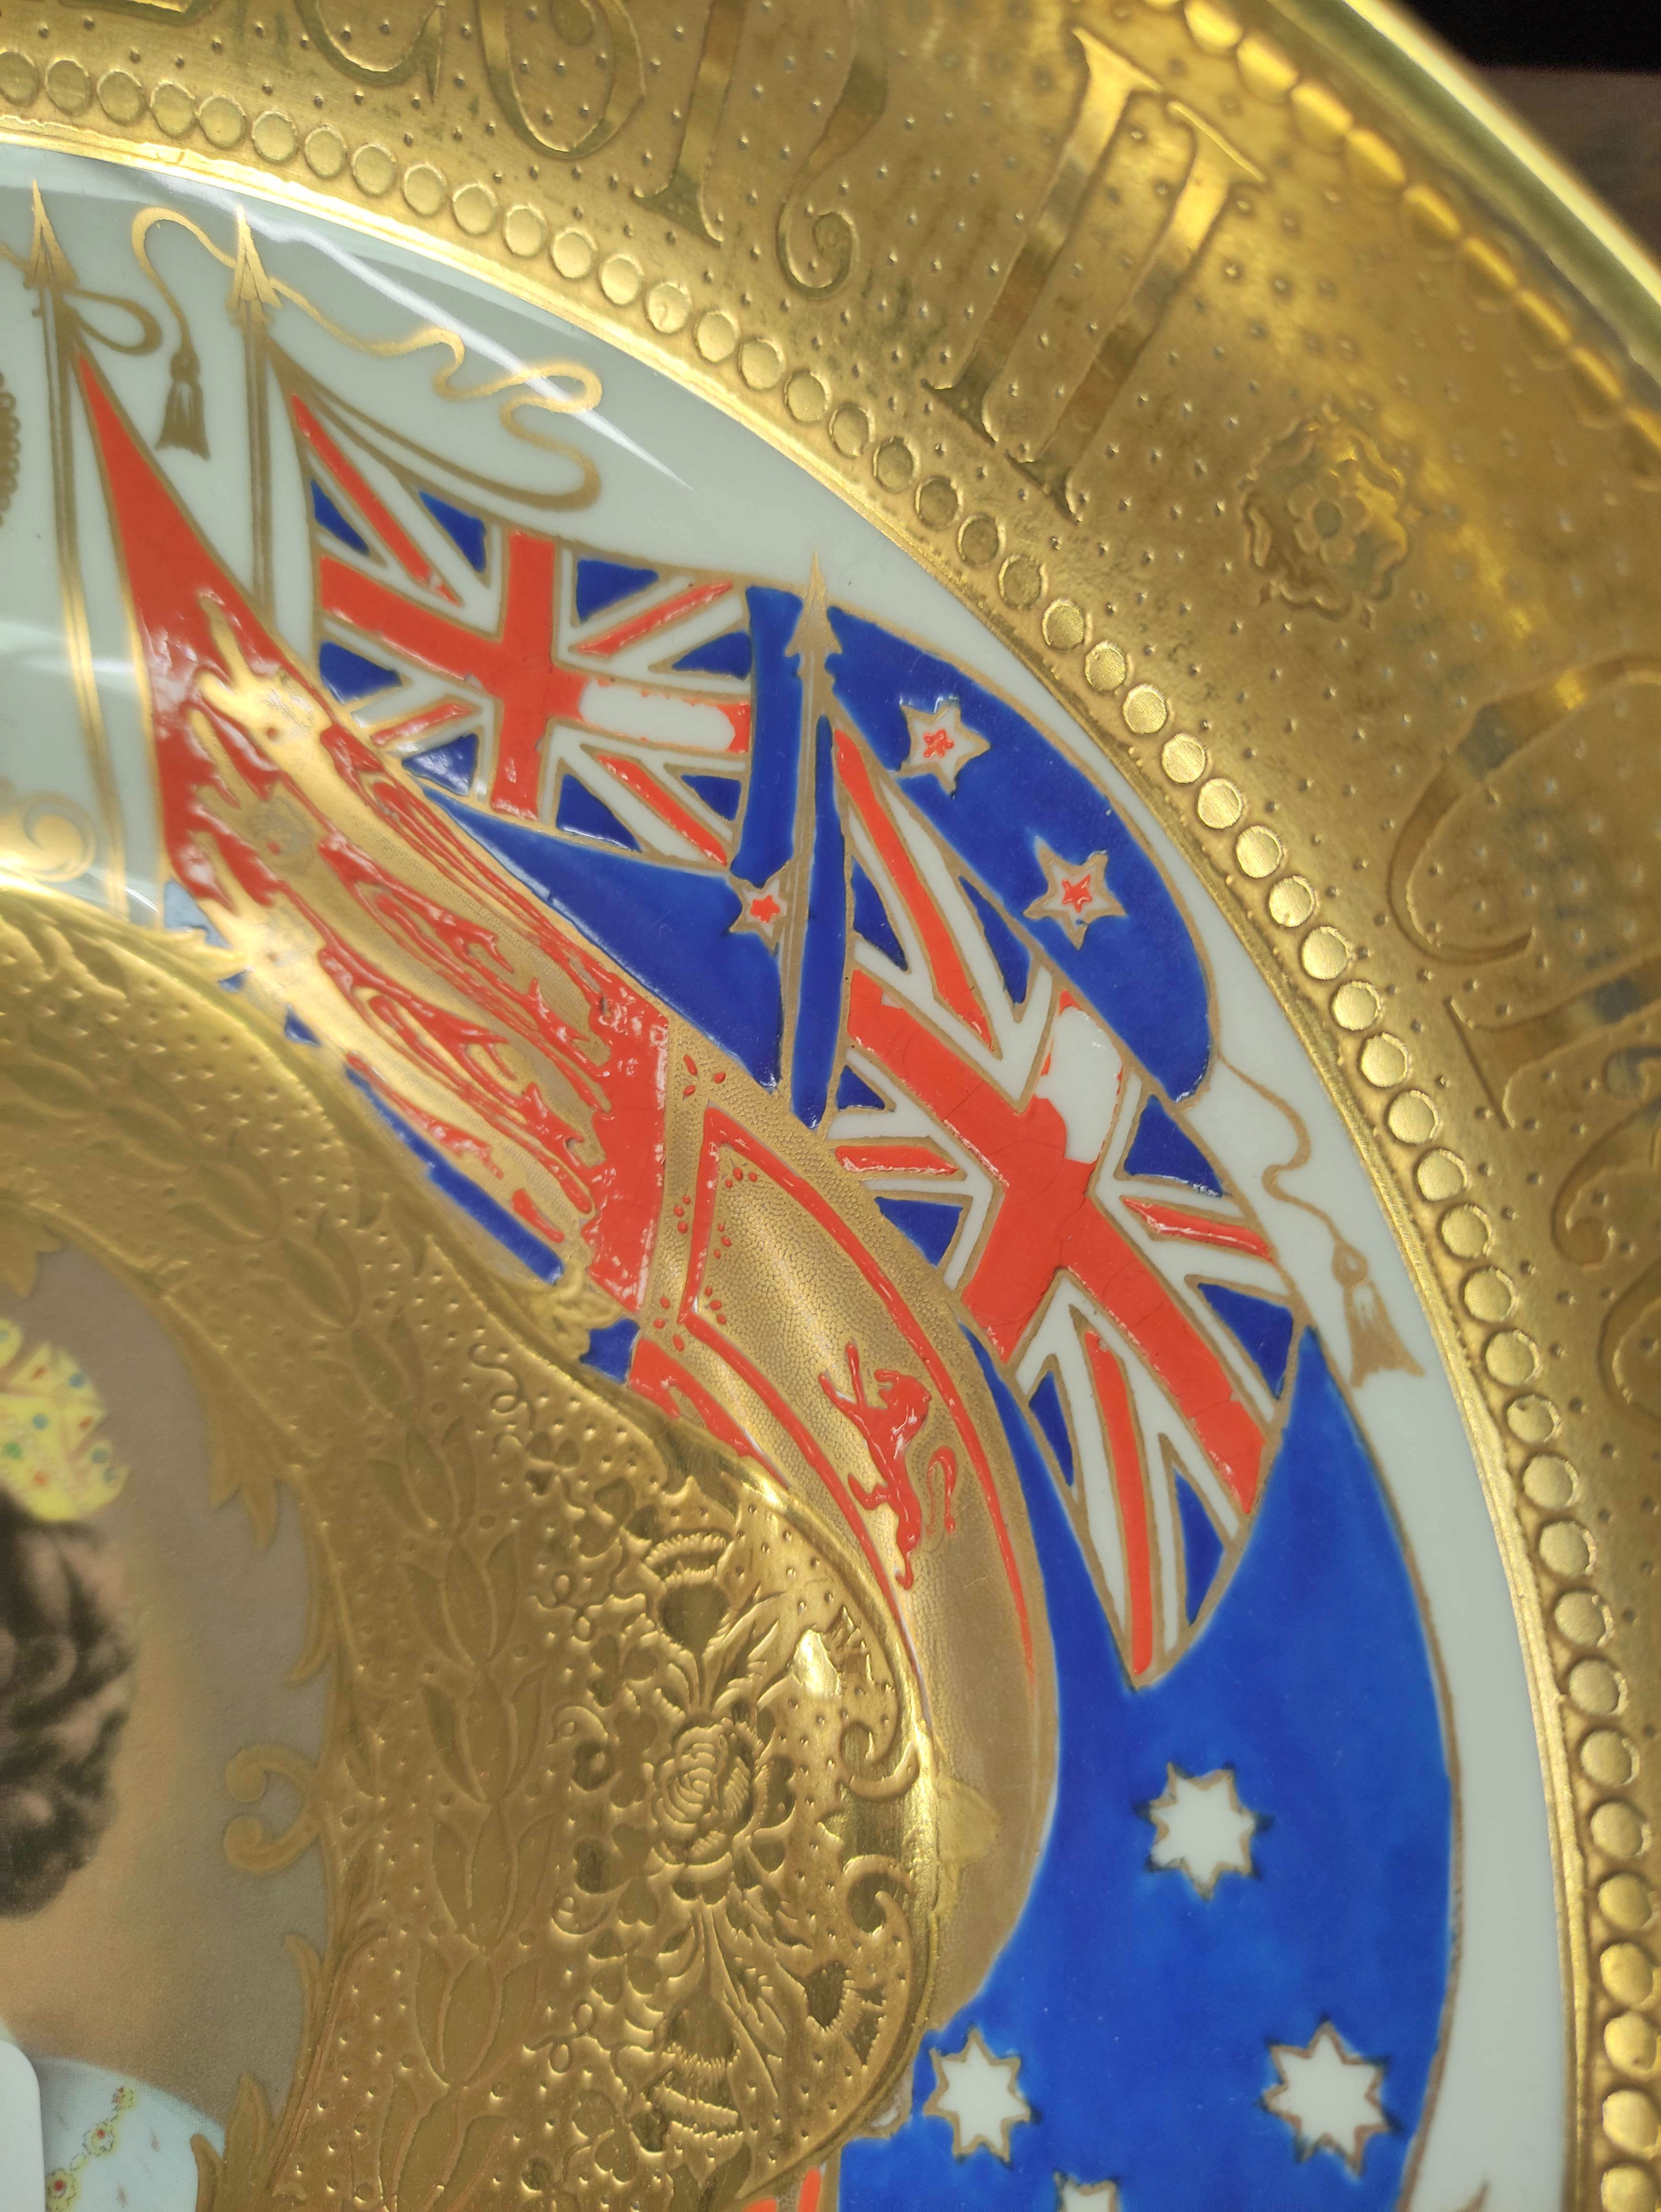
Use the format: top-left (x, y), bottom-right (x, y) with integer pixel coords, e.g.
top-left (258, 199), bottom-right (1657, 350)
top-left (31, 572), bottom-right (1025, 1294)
top-left (916, 475), bottom-right (959, 529)
top-left (1084, 641), bottom-right (1128, 692)
top-left (252, 108), bottom-right (298, 162)
top-left (199, 92), bottom-right (245, 147)
top-left (1608, 2008), bottom-right (1661, 2073)
top-left (873, 436), bottom-right (916, 490)
top-left (1359, 1031), bottom-right (1409, 1084)
top-left (1291, 78), bottom-right (1352, 150)
top-left (999, 553), bottom-right (1045, 608)
top-left (503, 204), bottom-right (546, 258)
top-left (1196, 778), bottom-right (1243, 829)
top-left (1523, 1454), bottom-right (1575, 1509)
top-left (1161, 735), bottom-right (1208, 785)
top-left (1236, 29), bottom-right (1297, 100)
top-left (1123, 683), bottom-right (1169, 736)
top-left (739, 336), bottom-right (783, 389)
top-left (1403, 181), bottom-right (1464, 253)
top-left (1185, 0), bottom-right (1243, 55)
top-left (958, 513), bottom-right (1001, 567)
top-left (1440, 1203), bottom-right (1490, 1258)
top-left (0, 51), bottom-right (40, 104)
top-left (1604, 1941), bottom-right (1657, 2008)
top-left (97, 68), bottom-right (144, 122)
top-left (453, 181), bottom-right (497, 237)
top-left (1301, 926), bottom-right (1351, 981)
top-left (1507, 1394), bottom-right (1559, 1444)
top-left (1461, 232), bottom-right (1519, 306)
top-left (1541, 1519), bottom-right (1593, 1578)
top-left (1236, 823), bottom-right (1283, 878)
top-left (1605, 2090), bottom-right (1661, 2160)
top-left (1463, 1266), bottom-right (1514, 1321)
top-left (1331, 980), bottom-right (1379, 1029)
top-left (1384, 1088), bottom-right (1437, 1142)
top-left (1556, 1589), bottom-right (1607, 1647)
top-left (785, 369), bottom-right (828, 421)
top-left (551, 227), bottom-right (596, 280)
top-left (1602, 1876), bottom-right (1654, 1937)
top-left (1516, 288), bottom-right (1574, 359)
top-left (1345, 126), bottom-right (1407, 197)
top-left (1485, 1329), bottom-right (1538, 1385)
top-left (150, 80), bottom-right (196, 136)
top-left (828, 400), bottom-right (869, 454)
top-left (1569, 346), bottom-right (1625, 423)
top-left (396, 161), bottom-right (442, 214)
top-left (45, 57), bottom-right (92, 113)
top-left (1042, 598), bottom-right (1087, 650)
top-left (1268, 875), bottom-right (1315, 928)
top-left (304, 125), bottom-right (346, 178)
top-left (1572, 1659), bottom-right (1624, 1718)
top-left (1595, 1801), bottom-right (1647, 1861)
top-left (1416, 1149), bottom-right (1466, 1201)
top-left (1605, 2163), bottom-right (1659, 2212)
top-left (599, 254), bottom-right (642, 306)
top-left (353, 143), bottom-right (396, 197)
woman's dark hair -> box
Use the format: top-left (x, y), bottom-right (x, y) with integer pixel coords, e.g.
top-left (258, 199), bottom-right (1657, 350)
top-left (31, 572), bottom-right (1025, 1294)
top-left (0, 1490), bottom-right (135, 1914)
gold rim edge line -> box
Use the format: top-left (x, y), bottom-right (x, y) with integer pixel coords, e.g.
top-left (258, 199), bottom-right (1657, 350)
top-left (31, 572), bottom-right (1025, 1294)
top-left (1292, 0), bottom-right (1661, 391)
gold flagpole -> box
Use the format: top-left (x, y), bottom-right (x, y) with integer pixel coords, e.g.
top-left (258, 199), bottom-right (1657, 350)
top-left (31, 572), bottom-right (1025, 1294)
top-left (25, 186), bottom-right (124, 916)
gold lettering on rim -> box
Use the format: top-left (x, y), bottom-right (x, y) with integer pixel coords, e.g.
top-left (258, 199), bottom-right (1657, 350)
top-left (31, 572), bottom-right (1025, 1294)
top-left (932, 29), bottom-right (1261, 519)
top-left (639, 0), bottom-right (885, 293)
top-left (1390, 658), bottom-right (1661, 1427)
top-left (476, 0), bottom-right (644, 158)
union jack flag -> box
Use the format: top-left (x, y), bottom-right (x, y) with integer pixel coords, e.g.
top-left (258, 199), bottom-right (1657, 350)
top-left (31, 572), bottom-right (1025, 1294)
top-left (288, 379), bottom-right (1301, 1683)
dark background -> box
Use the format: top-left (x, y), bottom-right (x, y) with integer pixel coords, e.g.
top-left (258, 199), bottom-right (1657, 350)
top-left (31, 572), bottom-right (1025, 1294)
top-left (1407, 0), bottom-right (1659, 72)
top-left (1399, 0), bottom-right (1661, 251)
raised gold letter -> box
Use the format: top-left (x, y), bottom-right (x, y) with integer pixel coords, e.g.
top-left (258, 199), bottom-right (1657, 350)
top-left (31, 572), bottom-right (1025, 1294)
top-left (935, 31), bottom-right (1260, 519)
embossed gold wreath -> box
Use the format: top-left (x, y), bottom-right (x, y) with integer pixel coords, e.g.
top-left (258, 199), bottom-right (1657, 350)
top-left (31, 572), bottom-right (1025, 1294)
top-left (0, 885), bottom-right (937, 2212)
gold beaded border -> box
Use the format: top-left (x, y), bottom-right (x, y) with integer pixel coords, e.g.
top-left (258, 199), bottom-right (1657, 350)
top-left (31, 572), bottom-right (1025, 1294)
top-left (0, 2), bottom-right (1658, 2197)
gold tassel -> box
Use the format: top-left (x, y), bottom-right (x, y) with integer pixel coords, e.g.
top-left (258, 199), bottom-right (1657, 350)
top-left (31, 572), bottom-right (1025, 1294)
top-left (158, 341), bottom-right (208, 457)
top-left (1333, 1239), bottom-right (1420, 1385)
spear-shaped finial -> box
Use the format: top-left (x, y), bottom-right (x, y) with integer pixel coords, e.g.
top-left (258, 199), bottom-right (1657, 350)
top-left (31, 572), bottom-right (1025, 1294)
top-left (27, 184), bottom-right (125, 914)
top-left (229, 210), bottom-right (280, 327)
top-left (25, 184), bottom-right (77, 298)
top-left (788, 553), bottom-right (835, 693)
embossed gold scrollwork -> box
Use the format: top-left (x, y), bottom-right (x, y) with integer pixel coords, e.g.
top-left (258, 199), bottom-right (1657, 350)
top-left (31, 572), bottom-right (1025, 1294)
top-left (0, 780), bottom-right (96, 885)
top-left (132, 202), bottom-right (604, 483)
top-left (223, 1744), bottom-right (323, 1876)
top-left (0, 883), bottom-right (938, 2212)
